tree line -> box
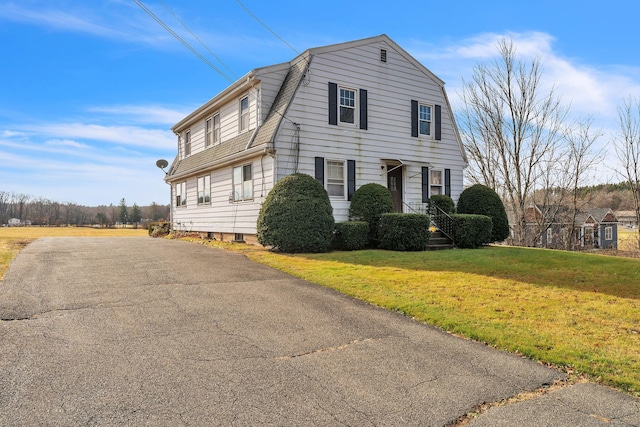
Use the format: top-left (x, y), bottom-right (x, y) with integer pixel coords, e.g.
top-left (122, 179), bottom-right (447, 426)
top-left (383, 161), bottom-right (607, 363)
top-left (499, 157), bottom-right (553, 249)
top-left (460, 38), bottom-right (640, 249)
top-left (0, 191), bottom-right (169, 227)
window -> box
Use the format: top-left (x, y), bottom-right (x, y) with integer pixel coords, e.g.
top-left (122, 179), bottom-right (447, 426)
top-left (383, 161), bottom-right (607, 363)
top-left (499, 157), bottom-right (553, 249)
top-left (213, 113), bottom-right (220, 145)
top-left (605, 226), bottom-right (613, 240)
top-left (232, 164), bottom-right (253, 201)
top-left (175, 181), bottom-right (186, 207)
top-left (419, 104), bottom-right (432, 135)
top-left (430, 169), bottom-right (442, 195)
top-left (197, 175), bottom-right (211, 204)
top-left (339, 88), bottom-right (356, 124)
top-left (240, 96), bottom-right (249, 132)
top-left (205, 117), bottom-right (212, 148)
top-left (326, 160), bottom-right (345, 197)
top-left (547, 228), bottom-right (553, 245)
top-left (184, 130), bottom-right (191, 156)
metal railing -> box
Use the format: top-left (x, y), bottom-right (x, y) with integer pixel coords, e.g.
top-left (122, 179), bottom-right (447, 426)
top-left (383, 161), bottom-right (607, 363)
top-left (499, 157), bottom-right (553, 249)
top-left (405, 201), bottom-right (456, 243)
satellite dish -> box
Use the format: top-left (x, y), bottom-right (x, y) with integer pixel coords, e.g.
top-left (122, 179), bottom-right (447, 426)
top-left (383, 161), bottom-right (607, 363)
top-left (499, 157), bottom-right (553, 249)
top-left (156, 159), bottom-right (169, 172)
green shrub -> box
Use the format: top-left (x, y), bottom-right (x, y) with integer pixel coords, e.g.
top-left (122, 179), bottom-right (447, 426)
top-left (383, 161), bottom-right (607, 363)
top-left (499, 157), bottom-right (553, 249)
top-left (378, 213), bottom-right (431, 251)
top-left (457, 184), bottom-right (509, 242)
top-left (430, 194), bottom-right (455, 214)
top-left (332, 221), bottom-right (369, 251)
top-left (451, 214), bottom-right (493, 248)
top-left (148, 221), bottom-right (170, 238)
top-left (349, 183), bottom-right (394, 247)
top-left (257, 173), bottom-right (335, 253)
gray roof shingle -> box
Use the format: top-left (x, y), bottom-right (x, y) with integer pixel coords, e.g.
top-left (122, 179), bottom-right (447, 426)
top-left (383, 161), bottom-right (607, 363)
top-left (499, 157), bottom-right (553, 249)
top-left (166, 55), bottom-right (309, 180)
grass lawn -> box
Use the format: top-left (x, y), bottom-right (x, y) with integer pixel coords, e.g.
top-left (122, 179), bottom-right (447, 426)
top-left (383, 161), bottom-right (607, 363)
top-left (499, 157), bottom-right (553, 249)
top-left (0, 227), bottom-right (147, 279)
top-left (202, 240), bottom-right (640, 396)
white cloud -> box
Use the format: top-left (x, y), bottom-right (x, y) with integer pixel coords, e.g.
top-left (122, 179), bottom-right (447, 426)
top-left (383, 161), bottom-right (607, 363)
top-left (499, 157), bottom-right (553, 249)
top-left (44, 139), bottom-right (90, 149)
top-left (27, 123), bottom-right (175, 150)
top-left (87, 104), bottom-right (190, 125)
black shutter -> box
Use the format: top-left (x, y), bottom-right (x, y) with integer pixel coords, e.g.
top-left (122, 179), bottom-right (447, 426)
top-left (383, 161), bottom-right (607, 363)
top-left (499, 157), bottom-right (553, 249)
top-left (411, 100), bottom-right (418, 137)
top-left (315, 157), bottom-right (325, 185)
top-left (445, 168), bottom-right (451, 197)
top-left (421, 167), bottom-right (429, 203)
top-left (328, 82), bottom-right (337, 125)
top-left (347, 160), bottom-right (356, 200)
top-left (359, 89), bottom-right (368, 130)
top-left (435, 104), bottom-right (441, 140)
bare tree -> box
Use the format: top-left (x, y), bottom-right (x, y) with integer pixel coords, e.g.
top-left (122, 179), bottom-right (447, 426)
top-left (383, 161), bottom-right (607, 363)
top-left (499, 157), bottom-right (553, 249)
top-left (614, 96), bottom-right (640, 249)
top-left (459, 38), bottom-right (568, 245)
top-left (561, 117), bottom-right (603, 250)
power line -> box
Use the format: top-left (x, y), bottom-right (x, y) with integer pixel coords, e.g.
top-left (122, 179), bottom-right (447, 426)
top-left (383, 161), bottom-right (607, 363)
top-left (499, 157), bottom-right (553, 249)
top-left (235, 0), bottom-right (299, 55)
top-left (133, 0), bottom-right (234, 82)
top-left (157, 0), bottom-right (239, 80)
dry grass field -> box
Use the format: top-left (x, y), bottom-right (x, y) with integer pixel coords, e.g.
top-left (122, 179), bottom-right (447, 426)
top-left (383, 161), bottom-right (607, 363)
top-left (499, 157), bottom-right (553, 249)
top-left (619, 229), bottom-right (640, 252)
top-left (0, 226), bottom-right (147, 279)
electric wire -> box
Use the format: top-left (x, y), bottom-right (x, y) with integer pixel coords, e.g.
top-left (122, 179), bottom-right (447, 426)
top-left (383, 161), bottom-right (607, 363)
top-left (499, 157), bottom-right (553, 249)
top-left (235, 0), bottom-right (299, 55)
top-left (157, 0), bottom-right (239, 80)
top-left (133, 0), bottom-right (234, 82)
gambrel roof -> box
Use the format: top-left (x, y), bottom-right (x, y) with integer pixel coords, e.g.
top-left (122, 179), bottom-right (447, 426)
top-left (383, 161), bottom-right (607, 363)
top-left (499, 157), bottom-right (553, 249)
top-left (166, 34), bottom-right (466, 181)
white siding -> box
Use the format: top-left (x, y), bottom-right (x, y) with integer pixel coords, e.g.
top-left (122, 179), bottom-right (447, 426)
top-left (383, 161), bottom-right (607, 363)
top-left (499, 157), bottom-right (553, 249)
top-left (171, 155), bottom-right (273, 234)
top-left (274, 40), bottom-right (466, 222)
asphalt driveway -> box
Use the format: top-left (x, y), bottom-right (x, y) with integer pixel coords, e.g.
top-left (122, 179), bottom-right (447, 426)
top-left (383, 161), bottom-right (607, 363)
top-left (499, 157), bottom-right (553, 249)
top-left (1, 237), bottom-right (638, 426)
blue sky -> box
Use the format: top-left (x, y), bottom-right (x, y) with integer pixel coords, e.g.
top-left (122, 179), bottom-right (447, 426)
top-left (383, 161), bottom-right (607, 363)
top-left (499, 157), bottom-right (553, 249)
top-left (1, 0), bottom-right (639, 206)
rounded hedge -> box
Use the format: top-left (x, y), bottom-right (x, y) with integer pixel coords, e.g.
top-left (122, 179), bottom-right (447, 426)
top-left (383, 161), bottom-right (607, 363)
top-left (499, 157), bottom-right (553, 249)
top-left (430, 194), bottom-right (455, 214)
top-left (332, 221), bottom-right (369, 251)
top-left (257, 173), bottom-right (335, 253)
top-left (456, 184), bottom-right (509, 242)
top-left (348, 183), bottom-right (394, 246)
top-left (378, 213), bottom-right (431, 251)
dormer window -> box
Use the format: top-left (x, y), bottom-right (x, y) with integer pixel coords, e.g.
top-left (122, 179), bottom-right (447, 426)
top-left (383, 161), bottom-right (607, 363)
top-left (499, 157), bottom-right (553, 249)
top-left (184, 130), bottom-right (191, 156)
top-left (240, 96), bottom-right (249, 132)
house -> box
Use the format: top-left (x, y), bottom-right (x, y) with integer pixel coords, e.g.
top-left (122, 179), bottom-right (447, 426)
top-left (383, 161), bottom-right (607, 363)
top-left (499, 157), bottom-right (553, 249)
top-left (7, 218), bottom-right (21, 227)
top-left (164, 35), bottom-right (468, 243)
top-left (524, 205), bottom-right (618, 250)
top-left (615, 210), bottom-right (638, 229)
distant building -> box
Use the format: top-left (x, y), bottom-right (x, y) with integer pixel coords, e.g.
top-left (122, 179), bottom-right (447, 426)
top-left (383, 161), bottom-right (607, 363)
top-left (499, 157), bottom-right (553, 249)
top-left (7, 218), bottom-right (21, 227)
top-left (615, 210), bottom-right (638, 228)
top-left (524, 205), bottom-right (618, 250)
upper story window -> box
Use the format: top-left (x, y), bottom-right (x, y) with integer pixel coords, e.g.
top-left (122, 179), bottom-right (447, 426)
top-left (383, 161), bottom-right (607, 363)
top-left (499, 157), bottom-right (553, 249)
top-left (240, 96), bottom-right (249, 132)
top-left (419, 104), bottom-right (432, 135)
top-left (232, 163), bottom-right (253, 201)
top-left (175, 181), bottom-right (186, 207)
top-left (339, 88), bottom-right (356, 124)
top-left (184, 130), bottom-right (191, 156)
top-left (328, 82), bottom-right (367, 130)
top-left (411, 101), bottom-right (441, 140)
top-left (213, 113), bottom-right (220, 145)
top-left (205, 117), bottom-right (213, 148)
top-left (197, 175), bottom-right (211, 205)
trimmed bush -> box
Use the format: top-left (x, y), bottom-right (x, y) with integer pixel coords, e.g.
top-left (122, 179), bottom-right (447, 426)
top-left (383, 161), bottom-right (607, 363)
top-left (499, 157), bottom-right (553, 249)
top-left (378, 213), bottom-right (431, 251)
top-left (430, 194), bottom-right (455, 214)
top-left (457, 184), bottom-right (509, 242)
top-left (452, 214), bottom-right (493, 248)
top-left (257, 173), bottom-right (335, 253)
top-left (349, 183), bottom-right (394, 247)
top-left (148, 221), bottom-right (170, 238)
top-left (332, 221), bottom-right (369, 251)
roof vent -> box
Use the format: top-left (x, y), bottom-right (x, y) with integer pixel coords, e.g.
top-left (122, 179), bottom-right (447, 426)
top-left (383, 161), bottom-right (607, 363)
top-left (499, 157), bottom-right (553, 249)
top-left (380, 48), bottom-right (387, 63)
